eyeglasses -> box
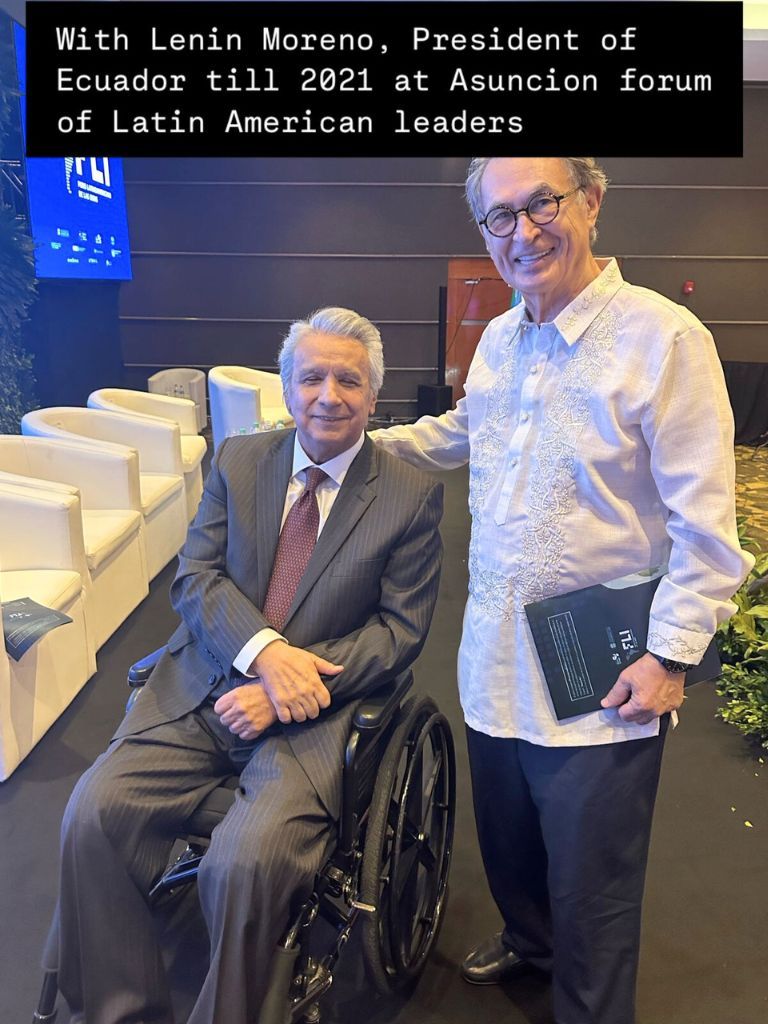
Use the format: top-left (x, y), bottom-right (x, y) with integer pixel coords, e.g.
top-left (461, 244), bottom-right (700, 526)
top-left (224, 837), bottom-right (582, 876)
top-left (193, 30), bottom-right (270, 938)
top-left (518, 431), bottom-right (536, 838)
top-left (478, 186), bottom-right (582, 238)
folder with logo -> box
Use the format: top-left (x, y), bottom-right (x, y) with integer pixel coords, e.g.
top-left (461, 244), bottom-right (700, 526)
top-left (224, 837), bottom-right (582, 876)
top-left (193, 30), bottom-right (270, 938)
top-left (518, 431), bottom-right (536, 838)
top-left (2, 597), bottom-right (73, 662)
top-left (524, 567), bottom-right (721, 721)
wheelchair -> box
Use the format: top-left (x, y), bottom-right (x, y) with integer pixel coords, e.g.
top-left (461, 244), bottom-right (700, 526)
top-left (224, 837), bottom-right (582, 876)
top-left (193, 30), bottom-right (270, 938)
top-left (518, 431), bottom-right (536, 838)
top-left (34, 649), bottom-right (456, 1024)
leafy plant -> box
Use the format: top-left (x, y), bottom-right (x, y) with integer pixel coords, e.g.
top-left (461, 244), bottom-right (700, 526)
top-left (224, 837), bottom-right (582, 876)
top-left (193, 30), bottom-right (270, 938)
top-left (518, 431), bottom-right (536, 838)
top-left (715, 515), bottom-right (768, 748)
top-left (0, 25), bottom-right (37, 432)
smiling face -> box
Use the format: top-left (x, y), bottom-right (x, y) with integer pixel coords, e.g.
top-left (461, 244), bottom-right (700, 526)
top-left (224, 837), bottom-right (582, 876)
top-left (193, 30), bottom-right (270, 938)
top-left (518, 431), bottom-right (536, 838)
top-left (285, 331), bottom-right (377, 464)
top-left (479, 157), bottom-right (603, 323)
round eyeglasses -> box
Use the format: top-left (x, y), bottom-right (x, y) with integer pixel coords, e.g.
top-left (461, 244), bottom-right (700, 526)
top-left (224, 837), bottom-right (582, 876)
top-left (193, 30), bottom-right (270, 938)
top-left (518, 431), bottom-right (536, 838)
top-left (478, 186), bottom-right (582, 238)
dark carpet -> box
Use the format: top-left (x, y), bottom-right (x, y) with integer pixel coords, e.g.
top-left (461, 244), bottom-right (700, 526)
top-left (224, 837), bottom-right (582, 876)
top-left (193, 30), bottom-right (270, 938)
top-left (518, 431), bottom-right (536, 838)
top-left (1, 468), bottom-right (766, 1024)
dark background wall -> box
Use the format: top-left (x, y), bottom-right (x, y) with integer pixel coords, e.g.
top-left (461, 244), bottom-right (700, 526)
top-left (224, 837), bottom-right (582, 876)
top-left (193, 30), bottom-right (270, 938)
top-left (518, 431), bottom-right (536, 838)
top-left (117, 85), bottom-right (768, 423)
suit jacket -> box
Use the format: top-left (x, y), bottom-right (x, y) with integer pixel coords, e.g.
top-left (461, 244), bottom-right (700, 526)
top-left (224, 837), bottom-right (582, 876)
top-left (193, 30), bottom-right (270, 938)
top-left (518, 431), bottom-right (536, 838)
top-left (114, 431), bottom-right (444, 816)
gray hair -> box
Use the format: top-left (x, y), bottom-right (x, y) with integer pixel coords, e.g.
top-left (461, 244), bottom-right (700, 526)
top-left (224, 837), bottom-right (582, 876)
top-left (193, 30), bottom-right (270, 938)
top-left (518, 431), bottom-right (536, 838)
top-left (278, 306), bottom-right (385, 395)
top-left (465, 157), bottom-right (609, 245)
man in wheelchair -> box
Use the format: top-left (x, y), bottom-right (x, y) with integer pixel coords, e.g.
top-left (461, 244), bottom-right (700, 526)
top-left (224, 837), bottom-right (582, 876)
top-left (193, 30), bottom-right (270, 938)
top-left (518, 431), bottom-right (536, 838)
top-left (45, 308), bottom-right (444, 1024)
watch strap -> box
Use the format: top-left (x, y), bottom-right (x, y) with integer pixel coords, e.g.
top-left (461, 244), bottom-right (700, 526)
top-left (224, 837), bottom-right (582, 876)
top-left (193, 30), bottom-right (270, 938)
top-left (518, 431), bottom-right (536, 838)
top-left (649, 651), bottom-right (691, 674)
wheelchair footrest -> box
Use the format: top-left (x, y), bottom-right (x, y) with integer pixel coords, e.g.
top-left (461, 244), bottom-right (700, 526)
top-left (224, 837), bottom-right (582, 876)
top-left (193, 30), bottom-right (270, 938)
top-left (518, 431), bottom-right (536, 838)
top-left (257, 945), bottom-right (302, 1024)
top-left (289, 962), bottom-right (333, 1024)
top-left (33, 970), bottom-right (59, 1024)
top-left (149, 849), bottom-right (205, 900)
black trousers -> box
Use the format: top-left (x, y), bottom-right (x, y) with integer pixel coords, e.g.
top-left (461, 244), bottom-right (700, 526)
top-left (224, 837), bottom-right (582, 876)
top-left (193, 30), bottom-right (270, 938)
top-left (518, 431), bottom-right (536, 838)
top-left (466, 720), bottom-right (669, 1024)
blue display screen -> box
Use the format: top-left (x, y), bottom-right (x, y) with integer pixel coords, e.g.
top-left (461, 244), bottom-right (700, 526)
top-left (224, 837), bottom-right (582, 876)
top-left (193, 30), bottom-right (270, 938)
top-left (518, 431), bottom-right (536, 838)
top-left (13, 22), bottom-right (132, 281)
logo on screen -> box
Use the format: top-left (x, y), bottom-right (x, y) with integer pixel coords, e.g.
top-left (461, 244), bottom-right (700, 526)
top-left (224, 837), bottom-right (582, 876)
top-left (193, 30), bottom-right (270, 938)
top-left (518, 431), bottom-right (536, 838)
top-left (64, 158), bottom-right (113, 204)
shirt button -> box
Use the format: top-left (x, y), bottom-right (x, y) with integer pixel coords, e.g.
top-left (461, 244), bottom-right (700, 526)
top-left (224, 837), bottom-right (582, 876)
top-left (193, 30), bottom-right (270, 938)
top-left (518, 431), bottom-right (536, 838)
top-left (510, 457), bottom-right (519, 468)
top-left (529, 364), bottom-right (539, 375)
top-left (208, 674), bottom-right (217, 685)
top-left (520, 411), bottom-right (530, 423)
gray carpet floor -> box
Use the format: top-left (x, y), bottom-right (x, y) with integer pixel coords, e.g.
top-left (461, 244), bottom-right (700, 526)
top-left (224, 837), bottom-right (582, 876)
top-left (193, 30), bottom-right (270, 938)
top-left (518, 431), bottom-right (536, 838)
top-left (1, 467), bottom-right (766, 1024)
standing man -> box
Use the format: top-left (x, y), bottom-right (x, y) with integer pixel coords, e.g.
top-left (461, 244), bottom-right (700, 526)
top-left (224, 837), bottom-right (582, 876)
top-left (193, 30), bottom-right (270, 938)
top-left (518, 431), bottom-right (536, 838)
top-left (49, 307), bottom-right (443, 1024)
top-left (371, 158), bottom-right (752, 1024)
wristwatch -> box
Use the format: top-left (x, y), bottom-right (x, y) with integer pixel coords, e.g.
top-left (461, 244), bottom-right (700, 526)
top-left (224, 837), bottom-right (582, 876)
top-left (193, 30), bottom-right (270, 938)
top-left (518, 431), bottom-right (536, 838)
top-left (649, 652), bottom-right (691, 674)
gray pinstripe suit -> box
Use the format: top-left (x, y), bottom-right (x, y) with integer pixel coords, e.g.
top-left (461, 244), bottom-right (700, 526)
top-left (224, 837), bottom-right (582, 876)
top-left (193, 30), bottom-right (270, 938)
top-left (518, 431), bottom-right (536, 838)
top-left (52, 431), bottom-right (443, 1024)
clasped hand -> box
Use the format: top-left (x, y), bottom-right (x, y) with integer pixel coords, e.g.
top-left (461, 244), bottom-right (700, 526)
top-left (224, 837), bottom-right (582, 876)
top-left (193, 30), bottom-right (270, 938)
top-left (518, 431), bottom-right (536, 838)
top-left (600, 652), bottom-right (685, 724)
top-left (214, 683), bottom-right (278, 741)
top-left (214, 641), bottom-right (343, 738)
top-left (251, 640), bottom-right (342, 724)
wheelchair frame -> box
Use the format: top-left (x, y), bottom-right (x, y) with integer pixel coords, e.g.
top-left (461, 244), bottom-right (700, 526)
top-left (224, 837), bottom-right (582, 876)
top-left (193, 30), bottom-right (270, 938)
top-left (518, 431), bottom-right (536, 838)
top-left (34, 657), bottom-right (456, 1024)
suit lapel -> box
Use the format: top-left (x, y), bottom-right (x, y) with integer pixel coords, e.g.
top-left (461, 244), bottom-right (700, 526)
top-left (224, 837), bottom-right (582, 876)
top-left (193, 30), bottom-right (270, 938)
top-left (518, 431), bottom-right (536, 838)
top-left (255, 431), bottom-right (295, 604)
top-left (283, 436), bottom-right (378, 627)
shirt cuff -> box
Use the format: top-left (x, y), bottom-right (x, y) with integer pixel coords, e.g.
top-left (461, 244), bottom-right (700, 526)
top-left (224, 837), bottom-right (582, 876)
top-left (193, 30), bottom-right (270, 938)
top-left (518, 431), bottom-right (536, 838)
top-left (233, 629), bottom-right (287, 677)
top-left (647, 617), bottom-right (711, 665)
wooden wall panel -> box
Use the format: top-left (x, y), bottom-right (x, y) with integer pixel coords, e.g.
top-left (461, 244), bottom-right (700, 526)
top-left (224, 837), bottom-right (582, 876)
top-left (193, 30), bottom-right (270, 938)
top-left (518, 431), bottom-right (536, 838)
top-left (125, 181), bottom-right (768, 259)
top-left (120, 255), bottom-right (447, 322)
top-left (118, 87), bottom-right (768, 410)
top-left (120, 318), bottom-right (439, 372)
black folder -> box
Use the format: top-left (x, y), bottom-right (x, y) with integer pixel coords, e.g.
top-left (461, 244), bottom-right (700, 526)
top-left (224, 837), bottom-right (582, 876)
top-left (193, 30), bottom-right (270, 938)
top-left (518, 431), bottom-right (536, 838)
top-left (2, 596), bottom-right (73, 661)
top-left (524, 569), bottom-right (721, 721)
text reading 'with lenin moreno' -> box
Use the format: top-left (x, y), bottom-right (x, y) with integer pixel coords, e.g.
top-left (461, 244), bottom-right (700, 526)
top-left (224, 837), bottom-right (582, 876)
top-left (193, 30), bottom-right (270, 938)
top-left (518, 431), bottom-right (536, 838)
top-left (25, 1), bottom-right (742, 157)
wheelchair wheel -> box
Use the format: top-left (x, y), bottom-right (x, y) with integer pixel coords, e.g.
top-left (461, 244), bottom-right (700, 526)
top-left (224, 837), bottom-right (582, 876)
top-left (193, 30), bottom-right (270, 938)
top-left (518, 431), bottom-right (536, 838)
top-left (359, 695), bottom-right (455, 994)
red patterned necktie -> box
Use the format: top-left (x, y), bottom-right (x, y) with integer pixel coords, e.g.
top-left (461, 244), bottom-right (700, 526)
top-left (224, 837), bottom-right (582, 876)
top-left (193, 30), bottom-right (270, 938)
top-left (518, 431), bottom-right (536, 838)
top-left (262, 467), bottom-right (328, 630)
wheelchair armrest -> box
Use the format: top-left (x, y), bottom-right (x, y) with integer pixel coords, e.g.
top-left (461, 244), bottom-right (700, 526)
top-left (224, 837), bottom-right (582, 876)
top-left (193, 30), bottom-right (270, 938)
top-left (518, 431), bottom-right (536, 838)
top-left (352, 669), bottom-right (413, 731)
top-left (127, 646), bottom-right (168, 687)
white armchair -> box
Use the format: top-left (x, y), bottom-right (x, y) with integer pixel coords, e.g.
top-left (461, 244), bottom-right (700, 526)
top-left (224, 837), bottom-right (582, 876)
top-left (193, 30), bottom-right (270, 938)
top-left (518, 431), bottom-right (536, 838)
top-left (148, 368), bottom-right (207, 431)
top-left (208, 366), bottom-right (293, 450)
top-left (0, 482), bottom-right (97, 781)
top-left (0, 436), bottom-right (149, 650)
top-left (87, 388), bottom-right (207, 520)
top-left (21, 407), bottom-right (188, 581)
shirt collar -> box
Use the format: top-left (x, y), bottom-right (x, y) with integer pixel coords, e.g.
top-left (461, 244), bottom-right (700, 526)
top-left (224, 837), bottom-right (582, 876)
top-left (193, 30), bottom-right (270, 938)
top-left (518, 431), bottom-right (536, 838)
top-left (291, 431), bottom-right (365, 487)
top-left (509, 258), bottom-right (624, 349)
top-left (552, 258), bottom-right (624, 346)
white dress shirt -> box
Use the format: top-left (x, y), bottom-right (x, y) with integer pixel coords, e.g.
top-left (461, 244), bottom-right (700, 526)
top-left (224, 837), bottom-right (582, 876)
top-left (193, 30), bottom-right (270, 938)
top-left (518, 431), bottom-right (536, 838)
top-left (233, 432), bottom-right (366, 675)
top-left (371, 259), bottom-right (753, 746)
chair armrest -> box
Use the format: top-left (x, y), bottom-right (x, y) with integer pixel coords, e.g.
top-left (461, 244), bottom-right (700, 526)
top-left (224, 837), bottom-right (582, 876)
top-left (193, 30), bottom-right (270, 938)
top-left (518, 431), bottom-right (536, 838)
top-left (222, 383), bottom-right (262, 426)
top-left (127, 646), bottom-right (167, 687)
top-left (91, 412), bottom-right (184, 477)
top-left (25, 440), bottom-right (142, 512)
top-left (90, 390), bottom-right (199, 436)
top-left (147, 394), bottom-right (198, 436)
top-left (352, 669), bottom-right (414, 730)
top-left (251, 370), bottom-right (286, 407)
top-left (0, 482), bottom-right (88, 576)
top-left (22, 408), bottom-right (184, 478)
top-left (0, 469), bottom-right (77, 498)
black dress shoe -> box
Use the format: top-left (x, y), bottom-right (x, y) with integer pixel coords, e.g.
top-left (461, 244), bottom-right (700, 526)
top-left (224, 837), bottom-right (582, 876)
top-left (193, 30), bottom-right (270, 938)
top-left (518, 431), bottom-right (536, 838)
top-left (461, 932), bottom-right (530, 985)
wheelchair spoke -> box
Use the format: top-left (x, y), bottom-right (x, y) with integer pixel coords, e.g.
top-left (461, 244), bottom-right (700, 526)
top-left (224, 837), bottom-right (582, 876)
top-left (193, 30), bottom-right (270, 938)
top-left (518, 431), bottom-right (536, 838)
top-left (386, 794), bottom-right (401, 834)
top-left (397, 815), bottom-right (438, 871)
top-left (418, 750), bottom-right (444, 832)
top-left (417, 836), bottom-right (437, 872)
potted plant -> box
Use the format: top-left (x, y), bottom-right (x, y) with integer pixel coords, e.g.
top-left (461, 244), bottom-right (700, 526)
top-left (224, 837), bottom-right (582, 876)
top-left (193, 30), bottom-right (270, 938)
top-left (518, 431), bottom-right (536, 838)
top-left (715, 515), bottom-right (768, 749)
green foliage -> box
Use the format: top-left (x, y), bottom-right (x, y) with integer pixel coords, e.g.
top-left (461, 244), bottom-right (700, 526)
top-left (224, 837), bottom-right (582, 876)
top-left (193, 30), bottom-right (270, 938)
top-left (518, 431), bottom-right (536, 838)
top-left (0, 24), bottom-right (15, 154)
top-left (0, 25), bottom-right (37, 432)
top-left (715, 515), bottom-right (768, 748)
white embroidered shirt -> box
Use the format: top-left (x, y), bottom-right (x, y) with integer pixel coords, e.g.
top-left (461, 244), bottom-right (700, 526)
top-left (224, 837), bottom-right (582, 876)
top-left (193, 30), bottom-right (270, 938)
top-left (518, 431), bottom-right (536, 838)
top-left (371, 259), bottom-right (753, 746)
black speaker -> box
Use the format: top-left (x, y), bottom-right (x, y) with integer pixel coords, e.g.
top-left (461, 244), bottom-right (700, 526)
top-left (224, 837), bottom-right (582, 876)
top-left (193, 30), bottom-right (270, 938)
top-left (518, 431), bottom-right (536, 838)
top-left (417, 384), bottom-right (453, 417)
